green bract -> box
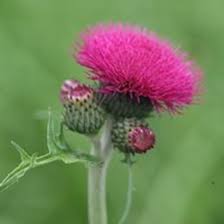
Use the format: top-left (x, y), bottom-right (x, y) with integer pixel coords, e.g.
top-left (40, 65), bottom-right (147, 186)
top-left (97, 92), bottom-right (153, 118)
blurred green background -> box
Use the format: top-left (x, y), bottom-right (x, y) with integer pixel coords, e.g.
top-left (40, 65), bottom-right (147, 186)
top-left (0, 0), bottom-right (223, 223)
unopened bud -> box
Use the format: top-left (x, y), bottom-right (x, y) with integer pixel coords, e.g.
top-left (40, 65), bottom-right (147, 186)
top-left (112, 118), bottom-right (155, 154)
top-left (60, 80), bottom-right (105, 135)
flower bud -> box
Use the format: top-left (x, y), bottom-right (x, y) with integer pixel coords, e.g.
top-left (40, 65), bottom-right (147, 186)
top-left (60, 80), bottom-right (105, 135)
top-left (112, 118), bottom-right (155, 154)
top-left (97, 92), bottom-right (153, 118)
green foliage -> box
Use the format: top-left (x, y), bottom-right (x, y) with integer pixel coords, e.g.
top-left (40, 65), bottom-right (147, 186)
top-left (0, 111), bottom-right (99, 192)
top-left (0, 141), bottom-right (38, 192)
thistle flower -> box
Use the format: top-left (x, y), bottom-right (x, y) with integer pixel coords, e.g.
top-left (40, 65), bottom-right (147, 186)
top-left (112, 118), bottom-right (155, 154)
top-left (60, 80), bottom-right (105, 134)
top-left (75, 23), bottom-right (202, 113)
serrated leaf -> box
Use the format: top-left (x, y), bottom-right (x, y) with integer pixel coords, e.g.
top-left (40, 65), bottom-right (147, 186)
top-left (0, 163), bottom-right (30, 192)
top-left (0, 110), bottom-right (101, 192)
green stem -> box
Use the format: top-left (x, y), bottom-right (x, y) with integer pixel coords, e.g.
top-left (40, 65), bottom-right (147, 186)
top-left (118, 161), bottom-right (133, 224)
top-left (88, 117), bottom-right (113, 224)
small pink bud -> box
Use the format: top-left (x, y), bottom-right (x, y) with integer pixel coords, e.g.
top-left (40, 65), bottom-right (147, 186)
top-left (128, 127), bottom-right (155, 153)
top-left (111, 118), bottom-right (156, 155)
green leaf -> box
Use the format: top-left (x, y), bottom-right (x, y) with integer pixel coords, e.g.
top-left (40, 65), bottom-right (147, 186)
top-left (0, 163), bottom-right (30, 192)
top-left (11, 140), bottom-right (31, 162)
top-left (47, 109), bottom-right (59, 154)
top-left (0, 110), bottom-right (100, 192)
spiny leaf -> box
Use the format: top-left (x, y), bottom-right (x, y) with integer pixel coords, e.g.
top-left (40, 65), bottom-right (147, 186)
top-left (0, 150), bottom-right (99, 192)
top-left (0, 109), bottom-right (101, 192)
top-left (11, 141), bottom-right (31, 162)
top-left (54, 118), bottom-right (71, 152)
top-left (47, 110), bottom-right (72, 153)
top-left (47, 109), bottom-right (58, 154)
top-left (0, 164), bottom-right (30, 192)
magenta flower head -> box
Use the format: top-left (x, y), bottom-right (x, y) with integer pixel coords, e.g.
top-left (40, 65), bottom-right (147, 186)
top-left (75, 23), bottom-right (202, 114)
